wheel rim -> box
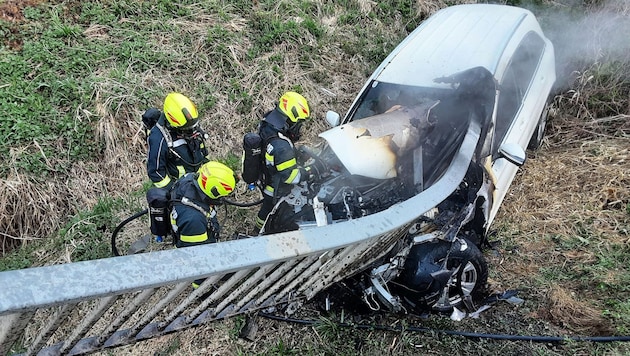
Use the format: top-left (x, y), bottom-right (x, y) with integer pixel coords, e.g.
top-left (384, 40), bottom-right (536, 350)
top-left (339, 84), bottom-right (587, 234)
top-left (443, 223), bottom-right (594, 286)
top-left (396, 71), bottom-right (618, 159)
top-left (427, 258), bottom-right (480, 311)
top-left (399, 239), bottom-right (488, 311)
top-left (457, 261), bottom-right (479, 296)
top-left (445, 260), bottom-right (479, 304)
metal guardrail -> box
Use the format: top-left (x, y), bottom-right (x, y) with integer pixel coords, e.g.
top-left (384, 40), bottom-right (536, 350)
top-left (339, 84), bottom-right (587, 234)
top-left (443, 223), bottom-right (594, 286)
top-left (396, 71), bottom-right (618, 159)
top-left (0, 123), bottom-right (479, 356)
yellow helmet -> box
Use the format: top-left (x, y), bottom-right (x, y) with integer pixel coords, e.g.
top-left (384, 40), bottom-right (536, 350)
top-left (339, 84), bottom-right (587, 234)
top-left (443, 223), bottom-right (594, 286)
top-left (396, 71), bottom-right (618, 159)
top-left (278, 91), bottom-right (310, 123)
top-left (197, 161), bottom-right (236, 199)
top-left (163, 92), bottom-right (199, 129)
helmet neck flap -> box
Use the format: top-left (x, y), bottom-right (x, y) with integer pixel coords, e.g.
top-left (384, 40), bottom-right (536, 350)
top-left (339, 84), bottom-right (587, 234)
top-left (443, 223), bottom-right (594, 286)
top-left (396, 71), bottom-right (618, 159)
top-left (263, 108), bottom-right (289, 132)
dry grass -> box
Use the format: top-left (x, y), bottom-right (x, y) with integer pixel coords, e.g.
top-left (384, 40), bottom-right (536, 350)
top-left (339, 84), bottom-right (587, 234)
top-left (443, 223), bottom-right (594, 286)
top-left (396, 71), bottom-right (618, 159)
top-left (543, 285), bottom-right (614, 336)
top-left (499, 133), bottom-right (629, 240)
top-left (488, 108), bottom-right (629, 337)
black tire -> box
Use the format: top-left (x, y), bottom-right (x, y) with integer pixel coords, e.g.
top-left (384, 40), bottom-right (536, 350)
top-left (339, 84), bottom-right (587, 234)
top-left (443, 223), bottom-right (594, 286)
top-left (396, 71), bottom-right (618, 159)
top-left (528, 99), bottom-right (551, 150)
top-left (396, 238), bottom-right (488, 312)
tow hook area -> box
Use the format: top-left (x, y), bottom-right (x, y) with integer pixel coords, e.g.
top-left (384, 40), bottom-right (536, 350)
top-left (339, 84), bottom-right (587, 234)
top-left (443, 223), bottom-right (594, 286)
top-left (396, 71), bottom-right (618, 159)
top-left (364, 274), bottom-right (403, 312)
top-left (364, 256), bottom-right (407, 312)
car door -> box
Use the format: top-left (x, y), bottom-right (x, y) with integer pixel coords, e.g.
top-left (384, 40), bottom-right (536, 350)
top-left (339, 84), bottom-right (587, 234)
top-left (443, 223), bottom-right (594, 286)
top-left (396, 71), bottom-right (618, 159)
top-left (489, 31), bottom-right (552, 223)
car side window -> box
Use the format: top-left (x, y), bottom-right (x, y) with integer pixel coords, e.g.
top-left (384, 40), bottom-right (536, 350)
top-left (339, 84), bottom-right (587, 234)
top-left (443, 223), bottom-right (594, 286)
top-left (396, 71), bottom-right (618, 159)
top-left (494, 32), bottom-right (546, 149)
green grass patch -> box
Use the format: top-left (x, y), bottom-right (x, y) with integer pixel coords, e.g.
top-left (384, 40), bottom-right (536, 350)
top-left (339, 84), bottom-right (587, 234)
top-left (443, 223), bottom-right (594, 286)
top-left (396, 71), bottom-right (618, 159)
top-left (56, 196), bottom-right (131, 262)
top-left (603, 300), bottom-right (630, 334)
top-left (0, 241), bottom-right (38, 271)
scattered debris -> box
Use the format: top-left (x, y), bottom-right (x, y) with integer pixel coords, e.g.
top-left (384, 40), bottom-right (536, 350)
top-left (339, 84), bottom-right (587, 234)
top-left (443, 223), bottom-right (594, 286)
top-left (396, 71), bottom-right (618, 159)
top-left (238, 315), bottom-right (259, 341)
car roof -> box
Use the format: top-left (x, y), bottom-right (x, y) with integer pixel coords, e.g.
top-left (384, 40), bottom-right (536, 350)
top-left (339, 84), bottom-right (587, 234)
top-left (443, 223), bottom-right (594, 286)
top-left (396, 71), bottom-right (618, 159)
top-left (374, 4), bottom-right (541, 88)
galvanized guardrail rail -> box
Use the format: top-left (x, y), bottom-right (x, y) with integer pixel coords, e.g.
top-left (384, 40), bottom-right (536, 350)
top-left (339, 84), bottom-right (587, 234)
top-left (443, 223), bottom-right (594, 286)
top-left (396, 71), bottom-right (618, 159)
top-left (0, 125), bottom-right (478, 356)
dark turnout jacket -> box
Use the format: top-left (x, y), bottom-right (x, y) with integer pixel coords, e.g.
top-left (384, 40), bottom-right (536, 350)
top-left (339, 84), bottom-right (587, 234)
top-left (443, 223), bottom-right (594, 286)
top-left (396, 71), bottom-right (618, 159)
top-left (169, 174), bottom-right (220, 247)
top-left (258, 118), bottom-right (303, 198)
top-left (146, 115), bottom-right (209, 189)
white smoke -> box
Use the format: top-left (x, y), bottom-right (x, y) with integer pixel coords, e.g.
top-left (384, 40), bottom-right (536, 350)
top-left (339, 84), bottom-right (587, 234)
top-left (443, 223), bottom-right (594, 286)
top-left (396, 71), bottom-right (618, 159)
top-left (537, 0), bottom-right (630, 89)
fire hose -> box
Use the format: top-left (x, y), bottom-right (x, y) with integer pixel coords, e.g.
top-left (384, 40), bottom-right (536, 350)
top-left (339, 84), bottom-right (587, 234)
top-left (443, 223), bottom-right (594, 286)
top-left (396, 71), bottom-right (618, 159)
top-left (111, 197), bottom-right (263, 256)
top-left (258, 312), bottom-right (630, 343)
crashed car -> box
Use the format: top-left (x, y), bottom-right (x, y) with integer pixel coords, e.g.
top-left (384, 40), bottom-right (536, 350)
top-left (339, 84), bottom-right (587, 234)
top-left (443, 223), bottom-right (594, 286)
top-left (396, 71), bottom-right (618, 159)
top-left (262, 4), bottom-right (556, 313)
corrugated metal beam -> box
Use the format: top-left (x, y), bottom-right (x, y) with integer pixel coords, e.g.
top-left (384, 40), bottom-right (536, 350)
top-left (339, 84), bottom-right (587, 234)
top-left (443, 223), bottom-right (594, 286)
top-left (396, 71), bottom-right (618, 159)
top-left (28, 304), bottom-right (76, 355)
top-left (0, 312), bottom-right (34, 355)
top-left (59, 296), bottom-right (118, 354)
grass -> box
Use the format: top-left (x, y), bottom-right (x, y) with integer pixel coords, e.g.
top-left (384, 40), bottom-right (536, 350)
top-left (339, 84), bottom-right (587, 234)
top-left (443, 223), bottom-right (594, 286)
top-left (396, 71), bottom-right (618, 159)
top-left (1, 0), bottom-right (629, 355)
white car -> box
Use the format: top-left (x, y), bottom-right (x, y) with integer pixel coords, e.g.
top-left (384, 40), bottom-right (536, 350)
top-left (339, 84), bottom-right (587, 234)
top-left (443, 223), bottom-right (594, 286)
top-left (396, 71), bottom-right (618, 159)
top-left (331, 3), bottom-right (556, 226)
top-left (262, 4), bottom-right (556, 312)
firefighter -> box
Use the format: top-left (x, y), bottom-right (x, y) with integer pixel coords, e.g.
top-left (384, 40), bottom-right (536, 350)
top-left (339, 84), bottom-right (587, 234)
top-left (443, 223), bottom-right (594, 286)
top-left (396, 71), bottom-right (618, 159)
top-left (255, 91), bottom-right (325, 231)
top-left (170, 161), bottom-right (236, 247)
top-left (169, 161), bottom-right (236, 288)
top-left (146, 92), bottom-right (209, 190)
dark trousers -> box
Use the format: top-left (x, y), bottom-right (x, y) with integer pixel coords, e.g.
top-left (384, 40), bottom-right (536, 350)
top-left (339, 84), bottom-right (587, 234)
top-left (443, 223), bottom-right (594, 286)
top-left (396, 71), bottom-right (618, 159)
top-left (256, 194), bottom-right (275, 229)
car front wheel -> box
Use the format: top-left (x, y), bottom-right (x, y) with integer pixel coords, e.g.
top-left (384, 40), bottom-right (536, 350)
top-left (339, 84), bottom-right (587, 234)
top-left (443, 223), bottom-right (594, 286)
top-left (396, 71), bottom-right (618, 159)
top-left (395, 238), bottom-right (488, 312)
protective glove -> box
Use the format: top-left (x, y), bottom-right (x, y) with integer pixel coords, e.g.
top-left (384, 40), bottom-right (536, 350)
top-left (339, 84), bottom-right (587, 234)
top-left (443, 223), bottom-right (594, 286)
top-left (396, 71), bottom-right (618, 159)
top-left (301, 159), bottom-right (328, 182)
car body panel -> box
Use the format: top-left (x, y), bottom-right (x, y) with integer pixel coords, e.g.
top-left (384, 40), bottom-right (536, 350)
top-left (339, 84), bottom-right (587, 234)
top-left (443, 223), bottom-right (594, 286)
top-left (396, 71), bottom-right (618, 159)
top-left (341, 4), bottom-right (556, 228)
top-left (374, 6), bottom-right (527, 88)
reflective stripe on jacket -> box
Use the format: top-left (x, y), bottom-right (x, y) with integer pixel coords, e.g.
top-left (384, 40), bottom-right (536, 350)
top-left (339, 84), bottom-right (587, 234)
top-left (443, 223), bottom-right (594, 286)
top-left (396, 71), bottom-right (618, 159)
top-left (146, 115), bottom-right (209, 187)
top-left (262, 132), bottom-right (303, 196)
top-left (169, 175), bottom-right (215, 247)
